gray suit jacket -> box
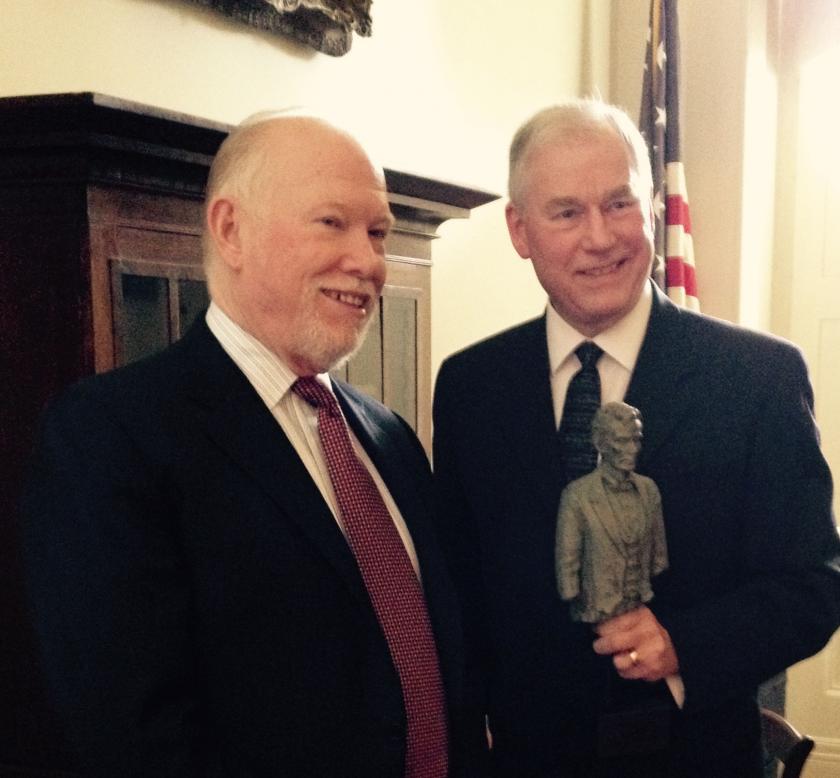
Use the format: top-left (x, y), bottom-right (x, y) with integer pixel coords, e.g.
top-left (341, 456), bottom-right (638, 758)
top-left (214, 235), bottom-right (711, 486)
top-left (556, 469), bottom-right (667, 623)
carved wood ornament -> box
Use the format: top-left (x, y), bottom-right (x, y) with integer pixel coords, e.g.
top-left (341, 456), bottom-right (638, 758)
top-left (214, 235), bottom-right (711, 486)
top-left (187, 0), bottom-right (372, 56)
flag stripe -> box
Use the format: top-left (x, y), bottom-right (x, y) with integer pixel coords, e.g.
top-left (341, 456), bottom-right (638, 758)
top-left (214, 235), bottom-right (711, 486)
top-left (639, 0), bottom-right (699, 311)
top-left (665, 196), bottom-right (690, 231)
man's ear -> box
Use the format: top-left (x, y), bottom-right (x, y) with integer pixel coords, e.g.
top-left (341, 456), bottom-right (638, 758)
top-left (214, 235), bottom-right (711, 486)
top-left (206, 196), bottom-right (245, 270)
top-left (505, 201), bottom-right (531, 260)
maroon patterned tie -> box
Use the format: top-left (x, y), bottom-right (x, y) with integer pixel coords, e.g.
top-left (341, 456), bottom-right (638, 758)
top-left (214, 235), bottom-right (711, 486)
top-left (293, 377), bottom-right (448, 778)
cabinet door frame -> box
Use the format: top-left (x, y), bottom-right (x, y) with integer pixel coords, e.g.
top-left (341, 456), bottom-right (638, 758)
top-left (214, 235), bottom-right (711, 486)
top-left (110, 257), bottom-right (207, 367)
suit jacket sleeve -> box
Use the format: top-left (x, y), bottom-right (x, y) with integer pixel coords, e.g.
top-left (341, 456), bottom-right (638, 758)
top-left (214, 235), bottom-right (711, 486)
top-left (651, 343), bottom-right (840, 711)
top-left (21, 386), bottom-right (225, 778)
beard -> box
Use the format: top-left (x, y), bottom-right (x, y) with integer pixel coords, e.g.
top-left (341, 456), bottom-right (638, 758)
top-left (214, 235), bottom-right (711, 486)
top-left (291, 299), bottom-right (379, 375)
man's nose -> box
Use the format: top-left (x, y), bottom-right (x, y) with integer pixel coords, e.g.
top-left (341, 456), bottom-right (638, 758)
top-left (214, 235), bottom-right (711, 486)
top-left (582, 209), bottom-right (616, 251)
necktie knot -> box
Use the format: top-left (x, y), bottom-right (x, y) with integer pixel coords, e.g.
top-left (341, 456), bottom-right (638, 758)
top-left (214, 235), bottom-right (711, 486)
top-left (293, 377), bottom-right (340, 417)
top-left (575, 341), bottom-right (603, 369)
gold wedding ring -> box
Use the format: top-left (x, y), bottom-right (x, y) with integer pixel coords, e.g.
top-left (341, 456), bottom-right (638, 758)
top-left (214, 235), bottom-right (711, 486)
top-left (628, 650), bottom-right (639, 665)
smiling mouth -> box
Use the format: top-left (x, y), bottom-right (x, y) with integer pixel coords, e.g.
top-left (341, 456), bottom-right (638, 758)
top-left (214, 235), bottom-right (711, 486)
top-left (581, 258), bottom-right (627, 278)
top-left (322, 289), bottom-right (371, 313)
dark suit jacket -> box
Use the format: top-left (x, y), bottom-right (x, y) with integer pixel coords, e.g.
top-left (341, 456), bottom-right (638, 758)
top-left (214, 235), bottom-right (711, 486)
top-left (433, 284), bottom-right (840, 777)
top-left (22, 319), bottom-right (465, 778)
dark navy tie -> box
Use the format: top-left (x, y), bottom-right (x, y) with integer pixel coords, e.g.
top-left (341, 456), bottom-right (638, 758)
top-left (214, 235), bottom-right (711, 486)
top-left (559, 342), bottom-right (603, 481)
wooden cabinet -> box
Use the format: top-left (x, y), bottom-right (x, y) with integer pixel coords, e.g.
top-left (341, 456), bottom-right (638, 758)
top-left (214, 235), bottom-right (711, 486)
top-left (0, 93), bottom-right (495, 775)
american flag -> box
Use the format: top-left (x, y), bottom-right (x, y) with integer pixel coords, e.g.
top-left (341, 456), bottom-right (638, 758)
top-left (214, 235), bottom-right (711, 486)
top-left (639, 0), bottom-right (699, 311)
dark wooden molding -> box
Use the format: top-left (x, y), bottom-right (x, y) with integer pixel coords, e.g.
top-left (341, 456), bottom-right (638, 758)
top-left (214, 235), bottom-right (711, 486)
top-left (0, 92), bottom-right (499, 212)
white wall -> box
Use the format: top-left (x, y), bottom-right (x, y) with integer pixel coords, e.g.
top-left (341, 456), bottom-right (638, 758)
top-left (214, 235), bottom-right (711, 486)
top-left (2, 0), bottom-right (791, 361)
top-left (1, 0), bottom-right (600, 376)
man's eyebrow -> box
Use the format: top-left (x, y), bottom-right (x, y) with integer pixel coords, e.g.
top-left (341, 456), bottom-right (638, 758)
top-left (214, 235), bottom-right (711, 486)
top-left (312, 202), bottom-right (395, 227)
top-left (542, 196), bottom-right (581, 211)
top-left (542, 186), bottom-right (637, 211)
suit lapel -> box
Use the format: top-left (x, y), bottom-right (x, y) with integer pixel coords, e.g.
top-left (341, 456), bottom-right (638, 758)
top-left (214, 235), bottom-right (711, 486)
top-left (587, 474), bottom-right (626, 550)
top-left (496, 316), bottom-right (568, 516)
top-left (175, 321), bottom-right (370, 608)
top-left (334, 380), bottom-right (463, 701)
top-left (624, 284), bottom-right (701, 469)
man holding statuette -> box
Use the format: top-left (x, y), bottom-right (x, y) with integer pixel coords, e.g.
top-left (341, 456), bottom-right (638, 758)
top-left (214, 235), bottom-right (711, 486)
top-left (432, 98), bottom-right (840, 777)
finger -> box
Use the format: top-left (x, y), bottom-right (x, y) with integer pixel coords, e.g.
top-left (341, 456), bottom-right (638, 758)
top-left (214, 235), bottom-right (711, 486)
top-left (592, 631), bottom-right (635, 656)
top-left (613, 649), bottom-right (644, 679)
top-left (614, 633), bottom-right (680, 681)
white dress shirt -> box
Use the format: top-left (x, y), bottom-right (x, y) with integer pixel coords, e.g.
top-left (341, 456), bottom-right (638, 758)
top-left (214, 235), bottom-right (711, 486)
top-left (205, 303), bottom-right (420, 576)
top-left (546, 282), bottom-right (652, 429)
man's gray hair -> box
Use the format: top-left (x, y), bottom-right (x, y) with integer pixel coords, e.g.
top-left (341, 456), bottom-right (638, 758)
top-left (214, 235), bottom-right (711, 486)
top-left (508, 99), bottom-right (653, 207)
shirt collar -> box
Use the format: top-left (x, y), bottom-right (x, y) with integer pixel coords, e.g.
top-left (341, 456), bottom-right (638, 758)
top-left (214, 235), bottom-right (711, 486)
top-left (206, 302), bottom-right (332, 408)
top-left (546, 280), bottom-right (653, 375)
